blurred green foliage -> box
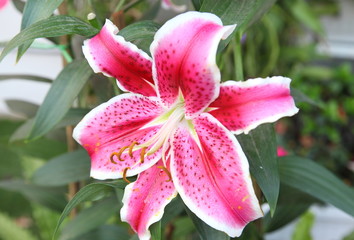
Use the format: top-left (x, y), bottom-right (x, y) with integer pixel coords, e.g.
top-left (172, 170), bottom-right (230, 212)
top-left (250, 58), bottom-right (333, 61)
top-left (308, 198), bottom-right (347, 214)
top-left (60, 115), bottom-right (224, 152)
top-left (1, 0), bottom-right (353, 240)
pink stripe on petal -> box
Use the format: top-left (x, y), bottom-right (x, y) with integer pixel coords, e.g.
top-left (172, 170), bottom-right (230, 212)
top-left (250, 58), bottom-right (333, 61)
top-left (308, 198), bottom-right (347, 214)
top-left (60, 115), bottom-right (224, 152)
top-left (83, 19), bottom-right (156, 97)
top-left (73, 94), bottom-right (164, 180)
top-left (171, 114), bottom-right (262, 237)
top-left (209, 77), bottom-right (299, 134)
top-left (151, 12), bottom-right (235, 115)
top-left (121, 160), bottom-right (177, 240)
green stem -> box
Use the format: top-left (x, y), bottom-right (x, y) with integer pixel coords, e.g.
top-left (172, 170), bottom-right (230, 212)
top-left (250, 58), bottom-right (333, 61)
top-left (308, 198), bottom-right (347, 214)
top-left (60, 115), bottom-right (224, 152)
top-left (110, 77), bottom-right (121, 95)
top-left (122, 0), bottom-right (144, 12)
top-left (234, 31), bottom-right (244, 81)
top-left (114, 0), bottom-right (127, 12)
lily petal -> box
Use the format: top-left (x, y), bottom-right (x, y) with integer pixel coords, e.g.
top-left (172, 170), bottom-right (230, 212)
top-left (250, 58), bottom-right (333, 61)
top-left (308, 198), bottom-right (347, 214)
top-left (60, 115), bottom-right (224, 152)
top-left (171, 114), bottom-right (263, 237)
top-left (209, 77), bottom-right (299, 134)
top-left (151, 11), bottom-right (236, 116)
top-left (83, 19), bottom-right (156, 97)
top-left (121, 160), bottom-right (177, 240)
top-left (73, 94), bottom-right (164, 180)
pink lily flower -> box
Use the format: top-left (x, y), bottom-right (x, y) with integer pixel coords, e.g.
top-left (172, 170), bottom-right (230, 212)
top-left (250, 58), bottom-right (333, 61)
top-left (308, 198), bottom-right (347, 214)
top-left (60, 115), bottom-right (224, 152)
top-left (0, 0), bottom-right (9, 10)
top-left (73, 11), bottom-right (298, 239)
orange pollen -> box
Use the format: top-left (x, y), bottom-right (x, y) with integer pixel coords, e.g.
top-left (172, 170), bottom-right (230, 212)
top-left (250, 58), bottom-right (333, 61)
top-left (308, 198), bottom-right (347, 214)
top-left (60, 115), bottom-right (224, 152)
top-left (110, 146), bottom-right (128, 164)
top-left (128, 141), bottom-right (138, 157)
top-left (140, 147), bottom-right (147, 163)
top-left (123, 167), bottom-right (131, 183)
top-left (157, 166), bottom-right (172, 182)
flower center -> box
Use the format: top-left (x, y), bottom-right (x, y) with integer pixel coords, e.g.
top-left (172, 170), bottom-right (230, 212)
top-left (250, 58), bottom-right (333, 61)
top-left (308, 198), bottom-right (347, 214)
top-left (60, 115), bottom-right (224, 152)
top-left (110, 105), bottom-right (185, 182)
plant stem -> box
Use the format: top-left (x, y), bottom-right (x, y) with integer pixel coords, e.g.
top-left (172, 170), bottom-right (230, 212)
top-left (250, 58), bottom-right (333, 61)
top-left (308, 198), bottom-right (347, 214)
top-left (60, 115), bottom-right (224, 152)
top-left (234, 31), bottom-right (244, 81)
top-left (59, 0), bottom-right (79, 219)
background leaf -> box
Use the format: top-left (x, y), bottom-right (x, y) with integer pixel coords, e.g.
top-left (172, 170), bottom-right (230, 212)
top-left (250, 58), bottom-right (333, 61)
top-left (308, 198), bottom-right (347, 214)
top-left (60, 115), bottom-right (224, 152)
top-left (279, 156), bottom-right (354, 217)
top-left (5, 100), bottom-right (38, 118)
top-left (119, 20), bottom-right (160, 54)
top-left (59, 197), bottom-right (119, 240)
top-left (264, 185), bottom-right (318, 233)
top-left (32, 150), bottom-right (90, 186)
top-left (54, 181), bottom-right (126, 237)
top-left (0, 180), bottom-right (66, 211)
top-left (0, 74), bottom-right (52, 82)
top-left (185, 205), bottom-right (230, 240)
top-left (150, 221), bottom-right (162, 240)
top-left (200, 0), bottom-right (277, 30)
top-left (291, 211), bottom-right (315, 240)
top-left (0, 16), bottom-right (98, 61)
top-left (0, 211), bottom-right (37, 240)
top-left (29, 60), bottom-right (92, 140)
top-left (17, 0), bottom-right (64, 60)
top-left (69, 225), bottom-right (130, 240)
top-left (237, 124), bottom-right (279, 215)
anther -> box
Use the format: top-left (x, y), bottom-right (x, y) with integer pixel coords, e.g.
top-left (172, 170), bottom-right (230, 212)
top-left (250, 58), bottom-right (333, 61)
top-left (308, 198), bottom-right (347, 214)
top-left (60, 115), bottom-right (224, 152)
top-left (157, 166), bottom-right (172, 182)
top-left (110, 152), bottom-right (119, 164)
top-left (128, 141), bottom-right (138, 158)
top-left (110, 145), bottom-right (129, 164)
top-left (123, 167), bottom-right (131, 183)
top-left (140, 147), bottom-right (147, 163)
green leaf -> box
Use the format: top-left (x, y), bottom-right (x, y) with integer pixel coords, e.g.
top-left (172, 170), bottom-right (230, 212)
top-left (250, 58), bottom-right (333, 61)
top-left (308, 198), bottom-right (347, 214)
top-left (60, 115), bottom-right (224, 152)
top-left (237, 124), bottom-right (279, 215)
top-left (119, 21), bottom-right (160, 41)
top-left (237, 223), bottom-right (262, 240)
top-left (118, 20), bottom-right (160, 54)
top-left (185, 205), bottom-right (230, 240)
top-left (343, 230), bottom-right (354, 240)
top-left (150, 221), bottom-right (161, 240)
top-left (0, 180), bottom-right (66, 211)
top-left (12, 0), bottom-right (26, 13)
top-left (284, 0), bottom-right (324, 35)
top-left (5, 100), bottom-right (38, 118)
top-left (291, 211), bottom-right (315, 240)
top-left (200, 0), bottom-right (277, 30)
top-left (17, 0), bottom-right (64, 60)
top-left (54, 181), bottom-right (127, 238)
top-left (279, 156), bottom-right (354, 217)
top-left (69, 225), bottom-right (130, 240)
top-left (171, 217), bottom-right (195, 239)
top-left (10, 108), bottom-right (89, 142)
top-left (0, 16), bottom-right (98, 62)
top-left (0, 74), bottom-right (52, 82)
top-left (264, 185), bottom-right (318, 233)
top-left (29, 60), bottom-right (92, 140)
top-left (192, 0), bottom-right (203, 10)
top-left (10, 137), bottom-right (66, 160)
top-left (291, 88), bottom-right (324, 108)
top-left (161, 197), bottom-right (185, 226)
top-left (0, 145), bottom-right (23, 177)
top-left (32, 150), bottom-right (90, 186)
top-left (59, 197), bottom-right (119, 240)
top-left (0, 211), bottom-right (37, 240)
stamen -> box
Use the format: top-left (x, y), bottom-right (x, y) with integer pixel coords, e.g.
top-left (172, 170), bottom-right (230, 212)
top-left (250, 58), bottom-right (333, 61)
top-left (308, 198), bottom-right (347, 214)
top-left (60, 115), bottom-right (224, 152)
top-left (128, 141), bottom-right (138, 158)
top-left (140, 147), bottom-right (147, 163)
top-left (110, 146), bottom-right (127, 164)
top-left (157, 166), bottom-right (172, 182)
top-left (123, 167), bottom-right (131, 183)
top-left (110, 152), bottom-right (119, 164)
